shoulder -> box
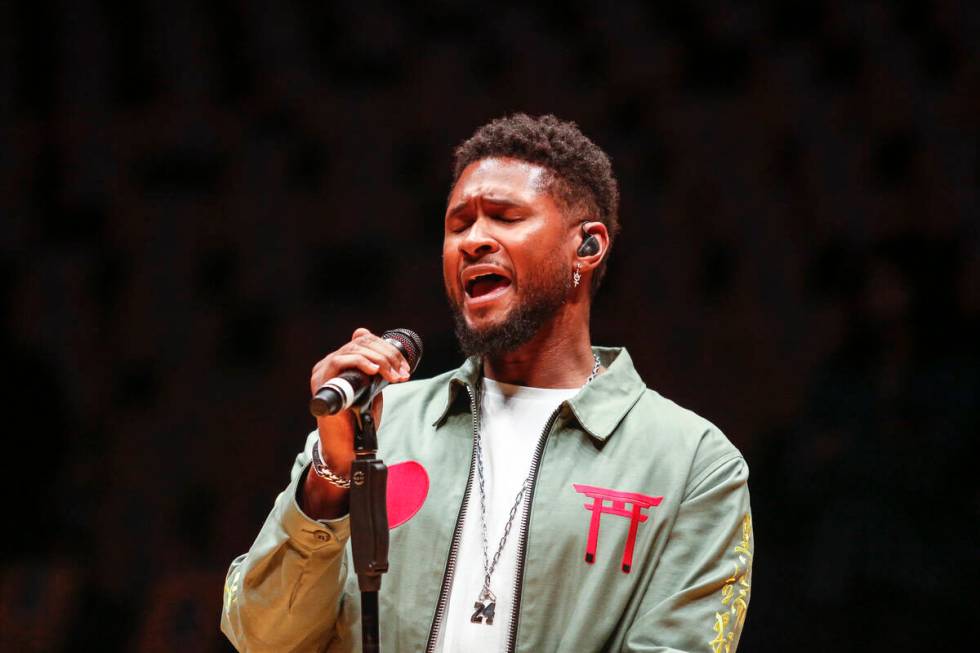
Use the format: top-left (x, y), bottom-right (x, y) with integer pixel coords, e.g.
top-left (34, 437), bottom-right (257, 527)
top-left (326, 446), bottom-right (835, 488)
top-left (624, 386), bottom-right (746, 483)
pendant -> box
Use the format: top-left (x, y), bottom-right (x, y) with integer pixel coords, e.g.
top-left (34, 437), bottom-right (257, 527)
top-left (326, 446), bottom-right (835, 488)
top-left (470, 588), bottom-right (496, 625)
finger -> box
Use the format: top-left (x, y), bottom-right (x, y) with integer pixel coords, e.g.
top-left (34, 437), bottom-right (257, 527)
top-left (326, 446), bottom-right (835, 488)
top-left (311, 350), bottom-right (342, 378)
top-left (310, 354), bottom-right (381, 395)
top-left (358, 338), bottom-right (410, 378)
top-left (353, 333), bottom-right (410, 377)
top-left (352, 327), bottom-right (374, 340)
top-left (345, 344), bottom-right (406, 382)
top-left (312, 357), bottom-right (329, 378)
top-left (310, 339), bottom-right (407, 394)
top-left (312, 335), bottom-right (390, 381)
top-left (310, 357), bottom-right (339, 392)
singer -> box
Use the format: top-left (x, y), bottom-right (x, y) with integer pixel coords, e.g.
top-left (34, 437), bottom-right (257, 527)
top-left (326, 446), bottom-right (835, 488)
top-left (221, 114), bottom-right (753, 652)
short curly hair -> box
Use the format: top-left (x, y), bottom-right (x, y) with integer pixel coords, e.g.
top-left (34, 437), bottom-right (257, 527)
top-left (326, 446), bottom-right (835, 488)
top-left (452, 113), bottom-right (620, 293)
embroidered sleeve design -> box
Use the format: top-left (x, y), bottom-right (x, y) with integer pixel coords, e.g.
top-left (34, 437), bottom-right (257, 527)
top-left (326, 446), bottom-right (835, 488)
top-left (708, 513), bottom-right (753, 653)
top-left (223, 569), bottom-right (241, 614)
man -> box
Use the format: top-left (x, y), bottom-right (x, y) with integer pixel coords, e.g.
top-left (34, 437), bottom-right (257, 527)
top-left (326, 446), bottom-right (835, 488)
top-left (221, 114), bottom-right (753, 652)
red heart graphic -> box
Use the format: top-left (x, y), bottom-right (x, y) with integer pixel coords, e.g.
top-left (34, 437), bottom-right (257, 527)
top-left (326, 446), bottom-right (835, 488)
top-left (386, 461), bottom-right (429, 529)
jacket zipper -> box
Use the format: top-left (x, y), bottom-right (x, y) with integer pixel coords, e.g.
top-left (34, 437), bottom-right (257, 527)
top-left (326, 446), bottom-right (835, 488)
top-left (505, 408), bottom-right (561, 653)
top-left (424, 387), bottom-right (561, 653)
top-left (424, 384), bottom-right (480, 653)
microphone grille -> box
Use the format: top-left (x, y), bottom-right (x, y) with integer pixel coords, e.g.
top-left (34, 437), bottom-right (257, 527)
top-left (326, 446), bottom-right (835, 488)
top-left (383, 328), bottom-right (424, 373)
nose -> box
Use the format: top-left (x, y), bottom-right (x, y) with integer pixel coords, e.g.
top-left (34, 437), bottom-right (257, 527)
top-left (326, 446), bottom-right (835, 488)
top-left (459, 217), bottom-right (499, 259)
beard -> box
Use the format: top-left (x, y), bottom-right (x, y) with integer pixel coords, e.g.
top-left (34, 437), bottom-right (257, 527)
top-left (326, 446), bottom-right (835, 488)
top-left (448, 259), bottom-right (571, 358)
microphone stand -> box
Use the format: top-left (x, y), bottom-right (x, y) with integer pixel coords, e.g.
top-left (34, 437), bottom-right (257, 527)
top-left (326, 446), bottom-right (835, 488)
top-left (349, 379), bottom-right (389, 653)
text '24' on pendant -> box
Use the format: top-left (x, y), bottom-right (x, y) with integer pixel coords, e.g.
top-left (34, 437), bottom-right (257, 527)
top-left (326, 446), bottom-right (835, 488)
top-left (471, 588), bottom-right (496, 626)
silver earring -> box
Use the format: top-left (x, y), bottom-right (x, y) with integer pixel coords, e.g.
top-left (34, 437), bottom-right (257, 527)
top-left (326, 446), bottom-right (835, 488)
top-left (573, 263), bottom-right (582, 288)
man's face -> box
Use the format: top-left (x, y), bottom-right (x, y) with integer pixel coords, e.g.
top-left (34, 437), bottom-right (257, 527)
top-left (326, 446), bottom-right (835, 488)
top-left (443, 157), bottom-right (574, 357)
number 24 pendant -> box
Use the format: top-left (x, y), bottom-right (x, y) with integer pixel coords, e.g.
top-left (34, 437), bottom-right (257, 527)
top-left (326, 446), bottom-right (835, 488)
top-left (470, 588), bottom-right (496, 625)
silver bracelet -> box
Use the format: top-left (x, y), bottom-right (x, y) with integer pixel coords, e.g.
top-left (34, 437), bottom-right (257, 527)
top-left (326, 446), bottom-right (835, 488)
top-left (310, 440), bottom-right (351, 489)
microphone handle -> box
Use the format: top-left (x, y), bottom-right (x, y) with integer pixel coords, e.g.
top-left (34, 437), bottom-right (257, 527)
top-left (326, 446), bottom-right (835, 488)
top-left (309, 385), bottom-right (345, 416)
top-left (310, 369), bottom-right (369, 417)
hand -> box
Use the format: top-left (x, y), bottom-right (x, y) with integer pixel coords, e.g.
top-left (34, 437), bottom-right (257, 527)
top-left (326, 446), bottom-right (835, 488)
top-left (303, 328), bottom-right (411, 518)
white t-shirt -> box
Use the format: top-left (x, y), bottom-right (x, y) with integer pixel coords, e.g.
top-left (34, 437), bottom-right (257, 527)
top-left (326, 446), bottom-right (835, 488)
top-left (437, 378), bottom-right (580, 653)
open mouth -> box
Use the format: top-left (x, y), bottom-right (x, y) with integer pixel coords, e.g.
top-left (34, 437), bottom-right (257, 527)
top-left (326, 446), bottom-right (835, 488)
top-left (465, 273), bottom-right (512, 299)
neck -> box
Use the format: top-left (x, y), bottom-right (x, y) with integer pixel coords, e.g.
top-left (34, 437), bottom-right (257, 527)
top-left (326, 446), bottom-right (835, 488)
top-left (482, 305), bottom-right (595, 388)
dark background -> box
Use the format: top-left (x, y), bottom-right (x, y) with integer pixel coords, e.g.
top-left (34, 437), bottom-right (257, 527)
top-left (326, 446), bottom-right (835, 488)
top-left (2, 1), bottom-right (977, 651)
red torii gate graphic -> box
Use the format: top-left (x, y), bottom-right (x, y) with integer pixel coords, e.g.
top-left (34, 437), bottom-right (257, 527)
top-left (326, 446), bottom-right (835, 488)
top-left (573, 484), bottom-right (663, 573)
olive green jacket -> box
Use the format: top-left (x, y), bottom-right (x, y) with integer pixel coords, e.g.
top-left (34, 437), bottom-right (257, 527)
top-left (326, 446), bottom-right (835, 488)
top-left (221, 347), bottom-right (754, 652)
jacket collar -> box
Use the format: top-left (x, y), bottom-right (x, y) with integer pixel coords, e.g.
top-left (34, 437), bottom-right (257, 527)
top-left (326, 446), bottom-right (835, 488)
top-left (433, 347), bottom-right (646, 442)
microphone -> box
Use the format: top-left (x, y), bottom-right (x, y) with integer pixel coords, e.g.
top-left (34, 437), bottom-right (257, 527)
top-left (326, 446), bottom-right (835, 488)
top-left (309, 328), bottom-right (423, 417)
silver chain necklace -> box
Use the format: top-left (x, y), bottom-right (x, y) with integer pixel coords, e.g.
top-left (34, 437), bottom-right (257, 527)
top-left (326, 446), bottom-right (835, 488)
top-left (470, 353), bottom-right (601, 626)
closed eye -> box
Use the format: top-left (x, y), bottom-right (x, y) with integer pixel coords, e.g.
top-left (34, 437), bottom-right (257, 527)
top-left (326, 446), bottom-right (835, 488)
top-left (446, 215), bottom-right (473, 233)
top-left (447, 213), bottom-right (521, 233)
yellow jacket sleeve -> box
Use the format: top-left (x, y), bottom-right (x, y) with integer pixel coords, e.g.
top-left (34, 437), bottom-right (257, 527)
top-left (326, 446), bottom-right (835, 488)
top-left (221, 432), bottom-right (354, 653)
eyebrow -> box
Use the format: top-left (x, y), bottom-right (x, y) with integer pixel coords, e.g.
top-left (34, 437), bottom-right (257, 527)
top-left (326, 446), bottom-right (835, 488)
top-left (446, 197), bottom-right (526, 219)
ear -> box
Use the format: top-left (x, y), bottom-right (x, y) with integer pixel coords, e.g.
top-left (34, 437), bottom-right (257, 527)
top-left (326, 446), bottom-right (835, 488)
top-left (576, 221), bottom-right (609, 273)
